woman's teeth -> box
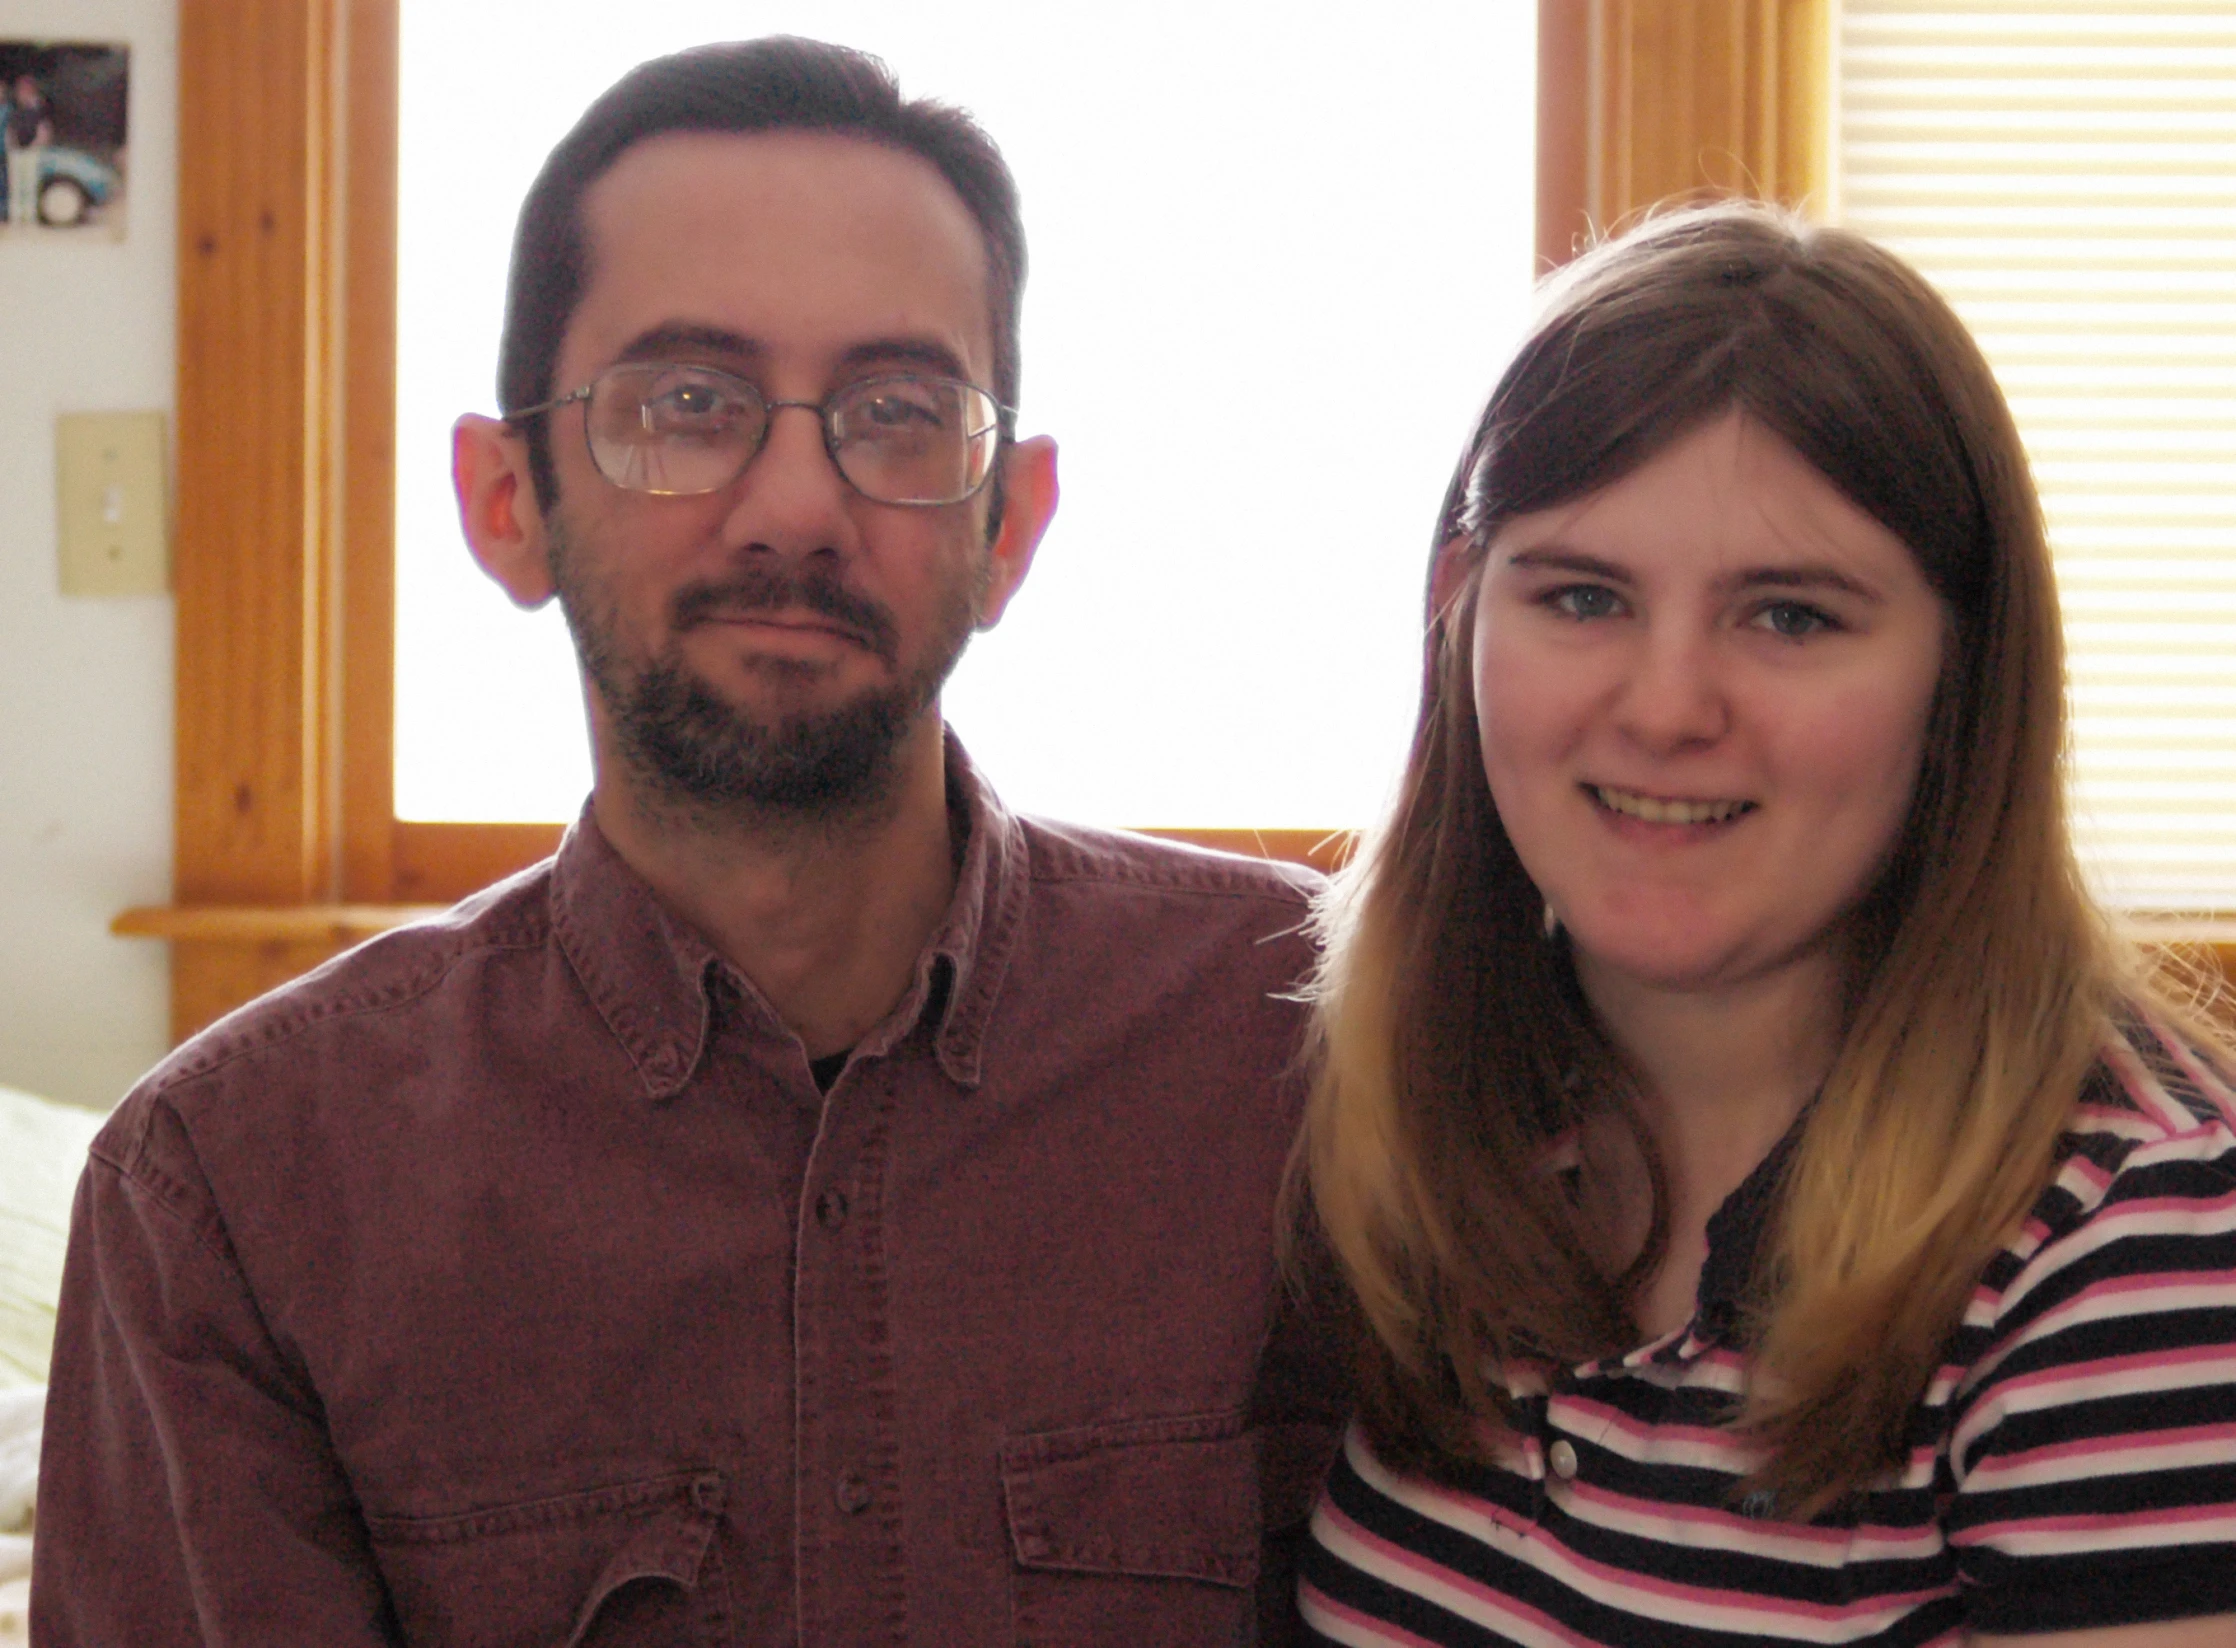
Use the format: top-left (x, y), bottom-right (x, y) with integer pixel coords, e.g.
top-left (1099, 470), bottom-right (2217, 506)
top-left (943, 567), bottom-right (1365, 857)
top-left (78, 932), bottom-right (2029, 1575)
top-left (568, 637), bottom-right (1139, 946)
top-left (1592, 786), bottom-right (1753, 825)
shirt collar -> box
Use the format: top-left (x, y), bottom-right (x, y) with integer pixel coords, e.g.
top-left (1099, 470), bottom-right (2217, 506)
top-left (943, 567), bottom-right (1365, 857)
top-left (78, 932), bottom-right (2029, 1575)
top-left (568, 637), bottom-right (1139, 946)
top-left (1690, 1111), bottom-right (1807, 1347)
top-left (547, 728), bottom-right (1028, 1101)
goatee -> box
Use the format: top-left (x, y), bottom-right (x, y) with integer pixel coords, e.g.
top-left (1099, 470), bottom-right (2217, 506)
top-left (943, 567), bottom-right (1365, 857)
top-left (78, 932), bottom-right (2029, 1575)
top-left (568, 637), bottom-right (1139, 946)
top-left (550, 522), bottom-right (982, 822)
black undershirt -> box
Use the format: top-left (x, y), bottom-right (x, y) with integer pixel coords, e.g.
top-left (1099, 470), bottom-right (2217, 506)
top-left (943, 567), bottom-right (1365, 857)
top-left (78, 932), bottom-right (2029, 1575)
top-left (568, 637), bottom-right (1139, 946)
top-left (807, 1049), bottom-right (850, 1093)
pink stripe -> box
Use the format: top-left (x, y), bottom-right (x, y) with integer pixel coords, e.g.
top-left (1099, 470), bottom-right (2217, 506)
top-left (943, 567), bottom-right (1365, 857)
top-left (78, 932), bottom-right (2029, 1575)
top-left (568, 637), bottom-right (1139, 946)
top-left (2075, 1101), bottom-right (2145, 1124)
top-left (1562, 1477), bottom-right (1851, 1551)
top-left (2063, 1154), bottom-right (2115, 1197)
top-left (2156, 1035), bottom-right (2236, 1126)
top-left (1345, 1441), bottom-right (1530, 1532)
top-left (1529, 1519), bottom-right (1954, 1625)
top-left (1315, 1501), bottom-right (1601, 1648)
top-left (1955, 1498), bottom-right (2236, 1546)
top-left (2088, 1183), bottom-right (2236, 1223)
top-left (1327, 1487), bottom-right (1958, 1633)
top-left (1297, 1579), bottom-right (1446, 1648)
top-left (1558, 1394), bottom-right (1744, 1453)
top-left (1977, 1336), bottom-right (2236, 1404)
top-left (2117, 1032), bottom-right (2229, 1137)
top-left (1967, 1418), bottom-right (2236, 1479)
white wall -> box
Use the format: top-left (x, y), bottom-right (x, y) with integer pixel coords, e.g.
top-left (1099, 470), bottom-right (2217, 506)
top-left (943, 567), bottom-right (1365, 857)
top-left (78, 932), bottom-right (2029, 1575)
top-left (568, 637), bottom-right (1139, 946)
top-left (0, 0), bottom-right (174, 1109)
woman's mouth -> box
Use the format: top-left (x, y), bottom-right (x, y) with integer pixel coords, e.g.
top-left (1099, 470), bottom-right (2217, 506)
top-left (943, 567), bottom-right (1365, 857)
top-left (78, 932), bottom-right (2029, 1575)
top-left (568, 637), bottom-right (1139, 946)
top-left (1588, 785), bottom-right (1756, 826)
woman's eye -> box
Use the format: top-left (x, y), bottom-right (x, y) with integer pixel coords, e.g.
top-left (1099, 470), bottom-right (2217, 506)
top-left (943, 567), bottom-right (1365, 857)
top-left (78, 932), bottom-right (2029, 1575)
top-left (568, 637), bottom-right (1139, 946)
top-left (1548, 585), bottom-right (1623, 621)
top-left (1753, 601), bottom-right (1836, 639)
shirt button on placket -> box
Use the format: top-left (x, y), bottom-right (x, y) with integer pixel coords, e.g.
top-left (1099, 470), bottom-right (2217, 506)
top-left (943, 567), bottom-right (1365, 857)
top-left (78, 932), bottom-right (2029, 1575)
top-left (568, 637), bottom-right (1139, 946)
top-left (835, 1470), bottom-right (872, 1516)
top-left (1549, 1439), bottom-right (1579, 1481)
top-left (815, 1188), bottom-right (849, 1231)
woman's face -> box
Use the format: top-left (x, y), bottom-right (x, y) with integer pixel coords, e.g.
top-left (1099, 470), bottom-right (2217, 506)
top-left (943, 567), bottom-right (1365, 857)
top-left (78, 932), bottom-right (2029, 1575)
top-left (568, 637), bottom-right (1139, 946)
top-left (1469, 411), bottom-right (1947, 999)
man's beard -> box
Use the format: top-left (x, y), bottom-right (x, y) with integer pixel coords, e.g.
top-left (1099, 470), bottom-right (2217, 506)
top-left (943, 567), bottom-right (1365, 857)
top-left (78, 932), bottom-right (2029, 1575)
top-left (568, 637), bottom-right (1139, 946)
top-left (550, 519), bottom-right (985, 822)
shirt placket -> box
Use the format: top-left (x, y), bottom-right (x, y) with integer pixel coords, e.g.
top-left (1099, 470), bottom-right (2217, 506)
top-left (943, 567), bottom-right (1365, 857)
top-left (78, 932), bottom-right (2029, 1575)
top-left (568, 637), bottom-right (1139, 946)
top-left (792, 1058), bottom-right (910, 1647)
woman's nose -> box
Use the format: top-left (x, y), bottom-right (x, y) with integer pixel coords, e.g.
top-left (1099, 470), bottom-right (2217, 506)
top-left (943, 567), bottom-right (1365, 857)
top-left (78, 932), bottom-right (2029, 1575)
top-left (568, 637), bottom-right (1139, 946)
top-left (1610, 625), bottom-right (1732, 752)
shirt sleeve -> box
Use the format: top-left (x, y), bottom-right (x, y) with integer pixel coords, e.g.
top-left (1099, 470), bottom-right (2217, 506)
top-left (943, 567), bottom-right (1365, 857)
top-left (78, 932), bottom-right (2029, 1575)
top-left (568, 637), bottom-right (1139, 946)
top-left (1943, 1112), bottom-right (2236, 1635)
top-left (32, 1105), bottom-right (399, 1647)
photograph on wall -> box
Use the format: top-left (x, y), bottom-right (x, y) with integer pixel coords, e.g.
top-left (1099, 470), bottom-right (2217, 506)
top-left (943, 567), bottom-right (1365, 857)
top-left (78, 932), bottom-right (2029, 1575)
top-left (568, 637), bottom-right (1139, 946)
top-left (0, 41), bottom-right (128, 239)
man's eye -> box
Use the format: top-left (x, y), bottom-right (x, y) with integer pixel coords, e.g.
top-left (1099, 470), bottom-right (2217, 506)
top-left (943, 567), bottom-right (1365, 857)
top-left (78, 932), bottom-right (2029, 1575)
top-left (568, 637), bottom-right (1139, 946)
top-left (647, 382), bottom-right (737, 422)
top-left (857, 390), bottom-right (946, 431)
top-left (1547, 585), bottom-right (1623, 621)
top-left (1753, 601), bottom-right (1836, 639)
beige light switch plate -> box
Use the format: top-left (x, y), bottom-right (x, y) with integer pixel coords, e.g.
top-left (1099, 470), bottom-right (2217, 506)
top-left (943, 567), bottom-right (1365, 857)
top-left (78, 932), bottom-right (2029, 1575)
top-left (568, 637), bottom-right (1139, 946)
top-left (57, 411), bottom-right (169, 597)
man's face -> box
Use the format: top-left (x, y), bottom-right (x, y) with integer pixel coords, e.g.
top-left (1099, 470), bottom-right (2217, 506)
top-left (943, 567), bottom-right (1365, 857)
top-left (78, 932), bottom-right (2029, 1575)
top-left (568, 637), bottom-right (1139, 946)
top-left (529, 130), bottom-right (1025, 819)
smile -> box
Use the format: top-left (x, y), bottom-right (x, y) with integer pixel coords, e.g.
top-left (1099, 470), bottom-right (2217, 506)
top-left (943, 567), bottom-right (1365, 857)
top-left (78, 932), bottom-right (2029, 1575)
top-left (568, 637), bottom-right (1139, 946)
top-left (1589, 785), bottom-right (1756, 826)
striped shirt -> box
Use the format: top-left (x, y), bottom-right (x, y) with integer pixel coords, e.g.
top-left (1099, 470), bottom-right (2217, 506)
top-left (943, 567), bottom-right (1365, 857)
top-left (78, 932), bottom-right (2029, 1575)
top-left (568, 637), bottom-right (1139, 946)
top-left (1301, 1011), bottom-right (2236, 1645)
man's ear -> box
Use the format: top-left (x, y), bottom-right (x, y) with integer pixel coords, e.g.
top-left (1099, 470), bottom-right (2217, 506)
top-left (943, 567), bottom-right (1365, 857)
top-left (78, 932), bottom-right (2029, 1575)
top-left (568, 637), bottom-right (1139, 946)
top-left (974, 434), bottom-right (1058, 630)
top-left (453, 414), bottom-right (556, 608)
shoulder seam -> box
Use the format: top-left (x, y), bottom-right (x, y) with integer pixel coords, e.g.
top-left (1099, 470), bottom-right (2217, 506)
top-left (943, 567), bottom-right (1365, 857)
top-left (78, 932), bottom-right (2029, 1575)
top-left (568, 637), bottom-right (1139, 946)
top-left (152, 916), bottom-right (548, 1092)
top-left (87, 1136), bottom-right (240, 1274)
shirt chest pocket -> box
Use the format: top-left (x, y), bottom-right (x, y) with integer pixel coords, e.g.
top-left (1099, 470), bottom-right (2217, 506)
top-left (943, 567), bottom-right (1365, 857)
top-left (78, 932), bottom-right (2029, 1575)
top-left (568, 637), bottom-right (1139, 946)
top-left (365, 1470), bottom-right (732, 1648)
top-left (999, 1411), bottom-right (1263, 1647)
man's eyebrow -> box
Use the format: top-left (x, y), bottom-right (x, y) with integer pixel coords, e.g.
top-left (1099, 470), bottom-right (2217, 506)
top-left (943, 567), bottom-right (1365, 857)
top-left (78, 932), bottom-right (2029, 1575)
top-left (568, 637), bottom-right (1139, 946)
top-left (836, 338), bottom-right (973, 381)
top-left (602, 328), bottom-right (973, 384)
top-left (610, 322), bottom-right (764, 364)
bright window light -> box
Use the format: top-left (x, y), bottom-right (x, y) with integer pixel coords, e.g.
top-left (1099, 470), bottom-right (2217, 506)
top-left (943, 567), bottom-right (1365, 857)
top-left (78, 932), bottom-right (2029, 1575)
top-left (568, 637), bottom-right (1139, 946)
top-left (394, 3), bottom-right (1538, 826)
top-left (1839, 4), bottom-right (2236, 914)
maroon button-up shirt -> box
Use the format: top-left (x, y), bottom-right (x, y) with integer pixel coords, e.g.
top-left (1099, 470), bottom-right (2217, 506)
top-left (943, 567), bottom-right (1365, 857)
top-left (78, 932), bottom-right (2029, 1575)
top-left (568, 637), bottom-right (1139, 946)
top-left (35, 743), bottom-right (1348, 1647)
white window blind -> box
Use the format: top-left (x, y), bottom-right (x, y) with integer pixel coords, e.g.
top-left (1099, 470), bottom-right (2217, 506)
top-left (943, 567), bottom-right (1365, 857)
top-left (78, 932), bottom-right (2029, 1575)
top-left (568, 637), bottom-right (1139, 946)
top-left (1837, 1), bottom-right (2236, 914)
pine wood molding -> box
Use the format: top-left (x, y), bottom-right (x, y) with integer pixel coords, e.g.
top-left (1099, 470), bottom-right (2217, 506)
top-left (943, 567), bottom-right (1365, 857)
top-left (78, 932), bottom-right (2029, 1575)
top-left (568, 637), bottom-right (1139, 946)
top-left (144, 0), bottom-right (395, 1041)
top-left (1539, 0), bottom-right (1833, 264)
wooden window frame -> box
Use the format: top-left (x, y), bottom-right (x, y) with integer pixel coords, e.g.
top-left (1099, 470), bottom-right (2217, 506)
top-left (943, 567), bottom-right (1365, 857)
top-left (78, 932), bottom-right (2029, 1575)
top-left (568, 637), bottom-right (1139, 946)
top-left (124, 0), bottom-right (2223, 1044)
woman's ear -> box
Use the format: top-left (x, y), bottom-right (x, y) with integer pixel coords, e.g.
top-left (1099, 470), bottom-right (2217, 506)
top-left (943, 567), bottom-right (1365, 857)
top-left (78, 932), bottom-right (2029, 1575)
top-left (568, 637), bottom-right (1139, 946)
top-left (1427, 533), bottom-right (1479, 630)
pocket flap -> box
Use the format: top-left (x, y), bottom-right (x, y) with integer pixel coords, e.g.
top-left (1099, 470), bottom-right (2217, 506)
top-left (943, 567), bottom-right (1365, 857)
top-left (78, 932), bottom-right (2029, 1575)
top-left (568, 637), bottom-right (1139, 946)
top-left (999, 1411), bottom-right (1260, 1589)
top-left (366, 1469), bottom-right (727, 1648)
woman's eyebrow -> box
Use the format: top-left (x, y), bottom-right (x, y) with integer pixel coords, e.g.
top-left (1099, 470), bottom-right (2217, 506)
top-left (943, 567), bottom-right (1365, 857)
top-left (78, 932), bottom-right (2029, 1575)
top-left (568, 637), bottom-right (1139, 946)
top-left (1502, 546), bottom-right (1634, 583)
top-left (1726, 565), bottom-right (1881, 600)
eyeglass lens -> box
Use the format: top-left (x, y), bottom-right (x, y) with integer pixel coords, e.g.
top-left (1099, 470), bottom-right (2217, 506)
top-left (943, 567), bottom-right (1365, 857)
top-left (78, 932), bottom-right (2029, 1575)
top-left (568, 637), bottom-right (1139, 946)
top-left (580, 364), bottom-right (1000, 504)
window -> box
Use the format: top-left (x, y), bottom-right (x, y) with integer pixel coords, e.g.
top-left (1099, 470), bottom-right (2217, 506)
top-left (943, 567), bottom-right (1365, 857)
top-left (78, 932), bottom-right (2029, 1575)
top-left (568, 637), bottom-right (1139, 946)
top-left (392, 3), bottom-right (1538, 829)
top-left (1838, 1), bottom-right (2236, 913)
top-left (149, 0), bottom-right (1920, 1040)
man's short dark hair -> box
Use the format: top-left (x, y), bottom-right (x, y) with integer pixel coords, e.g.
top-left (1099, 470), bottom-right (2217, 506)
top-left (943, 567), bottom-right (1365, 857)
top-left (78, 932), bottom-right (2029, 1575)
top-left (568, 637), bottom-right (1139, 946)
top-left (497, 37), bottom-right (1027, 513)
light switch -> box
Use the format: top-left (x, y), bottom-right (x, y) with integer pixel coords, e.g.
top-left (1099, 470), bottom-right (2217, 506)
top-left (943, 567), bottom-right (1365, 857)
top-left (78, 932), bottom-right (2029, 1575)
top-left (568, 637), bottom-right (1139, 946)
top-left (57, 411), bottom-right (169, 597)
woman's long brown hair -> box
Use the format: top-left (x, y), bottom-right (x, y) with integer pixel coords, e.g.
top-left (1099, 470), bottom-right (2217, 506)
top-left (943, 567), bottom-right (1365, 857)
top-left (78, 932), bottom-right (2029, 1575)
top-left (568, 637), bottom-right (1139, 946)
top-left (1298, 202), bottom-right (2138, 1514)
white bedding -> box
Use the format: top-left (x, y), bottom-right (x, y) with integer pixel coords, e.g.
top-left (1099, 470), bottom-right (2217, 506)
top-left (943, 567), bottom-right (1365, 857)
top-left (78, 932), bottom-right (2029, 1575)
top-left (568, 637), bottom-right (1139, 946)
top-left (0, 1083), bottom-right (103, 1644)
top-left (0, 1086), bottom-right (100, 1389)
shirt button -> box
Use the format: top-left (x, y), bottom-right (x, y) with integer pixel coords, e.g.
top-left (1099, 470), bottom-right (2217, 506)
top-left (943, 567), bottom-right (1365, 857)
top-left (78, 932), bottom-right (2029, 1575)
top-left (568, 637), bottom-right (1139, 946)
top-left (1549, 1440), bottom-right (1579, 1480)
top-left (815, 1188), bottom-right (849, 1230)
top-left (835, 1470), bottom-right (872, 1515)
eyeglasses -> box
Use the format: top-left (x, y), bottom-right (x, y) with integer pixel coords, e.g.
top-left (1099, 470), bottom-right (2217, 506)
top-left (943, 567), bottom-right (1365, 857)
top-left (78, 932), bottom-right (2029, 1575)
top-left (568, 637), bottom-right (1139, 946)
top-left (509, 364), bottom-right (1009, 506)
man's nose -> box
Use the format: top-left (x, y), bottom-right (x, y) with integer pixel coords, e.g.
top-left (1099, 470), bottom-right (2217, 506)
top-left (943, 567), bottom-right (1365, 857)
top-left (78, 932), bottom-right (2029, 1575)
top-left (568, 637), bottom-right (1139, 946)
top-left (1610, 623), bottom-right (1731, 752)
top-left (718, 403), bottom-right (855, 556)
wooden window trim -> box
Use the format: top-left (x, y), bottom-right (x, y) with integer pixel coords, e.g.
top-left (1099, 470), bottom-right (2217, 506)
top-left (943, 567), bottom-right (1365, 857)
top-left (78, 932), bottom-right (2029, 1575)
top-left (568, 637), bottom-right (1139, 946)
top-left (125, 0), bottom-right (2224, 1044)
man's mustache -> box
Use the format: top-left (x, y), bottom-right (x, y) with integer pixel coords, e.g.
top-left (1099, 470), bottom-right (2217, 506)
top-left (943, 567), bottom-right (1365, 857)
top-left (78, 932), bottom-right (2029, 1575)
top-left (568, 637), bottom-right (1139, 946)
top-left (670, 565), bottom-right (900, 664)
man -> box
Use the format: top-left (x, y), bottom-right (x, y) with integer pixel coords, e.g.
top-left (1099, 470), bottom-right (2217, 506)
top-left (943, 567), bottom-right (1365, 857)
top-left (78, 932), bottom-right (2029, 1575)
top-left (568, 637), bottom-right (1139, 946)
top-left (36, 37), bottom-right (1345, 1647)
top-left (5, 75), bottom-right (51, 227)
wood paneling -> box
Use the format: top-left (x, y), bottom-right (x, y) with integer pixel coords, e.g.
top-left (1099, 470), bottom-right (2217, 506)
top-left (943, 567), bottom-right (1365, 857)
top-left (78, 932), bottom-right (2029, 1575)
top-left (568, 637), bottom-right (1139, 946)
top-left (1539, 0), bottom-right (1594, 267)
top-left (174, 0), bottom-right (341, 916)
top-left (157, 0), bottom-right (392, 1041)
top-left (1542, 0), bottom-right (1831, 248)
top-left (339, 0), bottom-right (400, 904)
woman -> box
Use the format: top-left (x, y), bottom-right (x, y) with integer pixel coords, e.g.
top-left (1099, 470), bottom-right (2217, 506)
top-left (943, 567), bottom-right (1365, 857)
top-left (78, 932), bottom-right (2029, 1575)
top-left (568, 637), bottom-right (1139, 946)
top-left (1296, 203), bottom-right (2236, 1645)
